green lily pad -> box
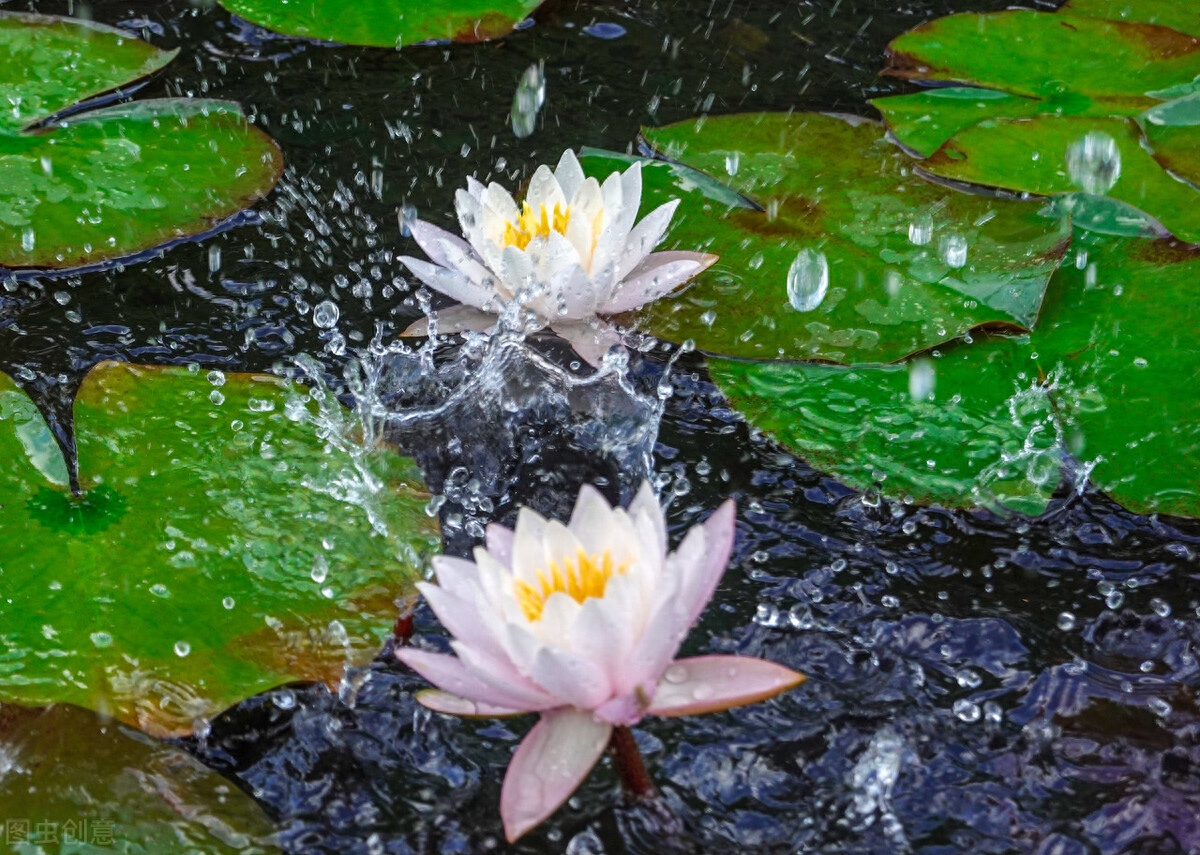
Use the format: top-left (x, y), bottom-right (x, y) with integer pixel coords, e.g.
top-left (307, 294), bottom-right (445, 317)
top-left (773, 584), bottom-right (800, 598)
top-left (0, 362), bottom-right (437, 736)
top-left (216, 0), bottom-right (546, 48)
top-left (921, 115), bottom-right (1200, 244)
top-left (883, 12), bottom-right (1200, 110)
top-left (871, 87), bottom-right (1127, 160)
top-left (1140, 94), bottom-right (1200, 188)
top-left (710, 231), bottom-right (1200, 518)
top-left (601, 112), bottom-right (1070, 365)
top-left (0, 703), bottom-right (279, 853)
top-left (1061, 0), bottom-right (1200, 38)
top-left (0, 11), bottom-right (177, 134)
top-left (0, 13), bottom-right (282, 272)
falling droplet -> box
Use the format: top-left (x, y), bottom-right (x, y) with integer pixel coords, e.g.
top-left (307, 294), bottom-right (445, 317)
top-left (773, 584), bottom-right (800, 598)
top-left (174, 640), bottom-right (191, 657)
top-left (1066, 131), bottom-right (1121, 195)
top-left (786, 249), bottom-right (828, 312)
top-left (908, 212), bottom-right (933, 246)
top-left (311, 553), bottom-right (329, 584)
top-left (398, 204), bottom-right (418, 238)
top-left (511, 61), bottom-right (546, 139)
top-left (908, 358), bottom-right (936, 401)
top-left (222, 596), bottom-right (236, 609)
top-left (939, 232), bottom-right (968, 269)
top-left (313, 300), bottom-right (340, 329)
top-left (20, 228), bottom-right (35, 253)
top-left (725, 151), bottom-right (740, 176)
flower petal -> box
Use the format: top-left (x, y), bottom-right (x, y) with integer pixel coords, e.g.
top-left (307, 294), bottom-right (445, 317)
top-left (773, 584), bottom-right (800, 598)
top-left (601, 250), bottom-right (718, 314)
top-left (416, 689), bottom-right (524, 718)
top-left (554, 148), bottom-right (587, 203)
top-left (647, 655), bottom-right (805, 717)
top-left (627, 480), bottom-right (667, 558)
top-left (486, 523), bottom-right (516, 569)
top-left (400, 304), bottom-right (498, 338)
top-left (680, 498), bottom-right (736, 628)
top-left (431, 555), bottom-right (482, 599)
top-left (528, 644), bottom-right (612, 708)
top-left (418, 582), bottom-right (497, 655)
top-left (525, 164), bottom-right (568, 214)
top-left (396, 648), bottom-right (546, 712)
top-left (615, 199), bottom-right (679, 280)
top-left (399, 255), bottom-right (494, 310)
top-left (552, 320), bottom-right (623, 368)
top-left (501, 709), bottom-right (612, 842)
top-left (408, 219), bottom-right (478, 271)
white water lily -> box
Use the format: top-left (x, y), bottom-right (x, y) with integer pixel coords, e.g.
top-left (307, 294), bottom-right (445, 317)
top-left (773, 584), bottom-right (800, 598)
top-left (396, 482), bottom-right (805, 841)
top-left (399, 149), bottom-right (718, 365)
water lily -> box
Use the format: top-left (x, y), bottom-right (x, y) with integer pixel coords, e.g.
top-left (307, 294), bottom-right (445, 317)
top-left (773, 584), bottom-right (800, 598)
top-left (396, 482), bottom-right (805, 841)
top-left (399, 149), bottom-right (718, 366)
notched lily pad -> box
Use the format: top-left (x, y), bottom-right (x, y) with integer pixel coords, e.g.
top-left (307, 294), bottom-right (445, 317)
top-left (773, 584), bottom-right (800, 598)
top-left (0, 12), bottom-right (283, 272)
top-left (604, 112), bottom-right (1069, 365)
top-left (0, 703), bottom-right (279, 853)
top-left (0, 362), bottom-right (438, 736)
top-left (883, 12), bottom-right (1200, 110)
top-left (216, 0), bottom-right (547, 48)
top-left (921, 115), bottom-right (1200, 245)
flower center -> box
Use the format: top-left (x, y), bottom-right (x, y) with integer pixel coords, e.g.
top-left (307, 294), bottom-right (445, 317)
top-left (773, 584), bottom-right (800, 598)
top-left (514, 549), bottom-right (627, 622)
top-left (503, 201), bottom-right (571, 251)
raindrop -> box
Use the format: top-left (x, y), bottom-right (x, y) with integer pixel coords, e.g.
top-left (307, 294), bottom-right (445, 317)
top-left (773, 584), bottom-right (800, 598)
top-left (511, 61), bottom-right (546, 139)
top-left (939, 232), bottom-right (968, 268)
top-left (908, 212), bottom-right (933, 246)
top-left (1149, 697), bottom-right (1172, 717)
top-left (1150, 597), bottom-right (1171, 617)
top-left (207, 370), bottom-right (226, 386)
top-left (908, 358), bottom-right (936, 401)
top-left (1066, 131), bottom-right (1121, 195)
top-left (90, 631), bottom-right (112, 648)
top-left (954, 668), bottom-right (982, 689)
top-left (150, 583), bottom-right (170, 598)
top-left (313, 300), bottom-right (340, 329)
top-left (311, 553), bottom-right (329, 584)
top-left (1105, 589), bottom-right (1125, 609)
top-left (725, 151), bottom-right (740, 176)
top-left (20, 228), bottom-right (34, 253)
top-left (1057, 611), bottom-right (1076, 631)
top-left (786, 248), bottom-right (828, 312)
top-left (174, 640), bottom-right (191, 657)
top-left (208, 245), bottom-right (222, 273)
top-left (398, 204), bottom-right (418, 238)
top-left (953, 699), bottom-right (981, 722)
top-left (583, 22), bottom-right (626, 39)
top-left (222, 596), bottom-right (236, 609)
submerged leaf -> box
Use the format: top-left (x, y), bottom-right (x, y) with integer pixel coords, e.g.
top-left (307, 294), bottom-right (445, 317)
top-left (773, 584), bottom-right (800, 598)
top-left (596, 113), bottom-right (1069, 365)
top-left (0, 703), bottom-right (279, 853)
top-left (216, 0), bottom-right (547, 47)
top-left (0, 363), bottom-right (437, 735)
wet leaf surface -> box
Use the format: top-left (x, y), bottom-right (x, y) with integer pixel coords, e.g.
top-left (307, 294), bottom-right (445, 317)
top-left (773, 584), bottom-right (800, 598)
top-left (883, 11), bottom-right (1200, 109)
top-left (922, 114), bottom-right (1200, 245)
top-left (0, 12), bottom-right (282, 272)
top-left (0, 702), bottom-right (279, 853)
top-left (599, 113), bottom-right (1070, 365)
top-left (0, 362), bottom-right (437, 735)
top-left (215, 0), bottom-right (547, 48)
top-left (1062, 0), bottom-right (1200, 37)
top-left (711, 230), bottom-right (1200, 518)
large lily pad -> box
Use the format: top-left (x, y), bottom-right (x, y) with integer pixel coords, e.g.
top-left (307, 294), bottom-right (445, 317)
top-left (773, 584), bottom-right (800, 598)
top-left (0, 703), bottom-right (278, 853)
top-left (599, 112), bottom-right (1070, 365)
top-left (0, 12), bottom-right (282, 271)
top-left (710, 230), bottom-right (1200, 518)
top-left (216, 0), bottom-right (546, 48)
top-left (921, 115), bottom-right (1200, 245)
top-left (883, 12), bottom-right (1200, 110)
top-left (1061, 0), bottom-right (1200, 38)
top-left (0, 362), bottom-right (437, 735)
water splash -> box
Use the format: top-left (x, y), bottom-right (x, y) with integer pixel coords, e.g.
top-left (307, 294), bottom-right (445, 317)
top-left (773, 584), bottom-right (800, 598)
top-left (1066, 131), bottom-right (1121, 196)
top-left (511, 61), bottom-right (546, 139)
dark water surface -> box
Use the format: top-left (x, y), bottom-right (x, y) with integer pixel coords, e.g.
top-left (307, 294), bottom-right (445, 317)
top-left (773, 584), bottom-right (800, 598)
top-left (6, 0), bottom-right (1200, 852)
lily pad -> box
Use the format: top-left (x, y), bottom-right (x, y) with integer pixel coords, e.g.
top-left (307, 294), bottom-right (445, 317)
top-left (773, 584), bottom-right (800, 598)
top-left (883, 12), bottom-right (1200, 111)
top-left (1061, 0), bottom-right (1200, 38)
top-left (216, 0), bottom-right (546, 48)
top-left (598, 112), bottom-right (1070, 365)
top-left (921, 115), bottom-right (1200, 245)
top-left (0, 12), bottom-right (282, 271)
top-left (0, 702), bottom-right (279, 853)
top-left (0, 362), bottom-right (437, 736)
top-left (710, 230), bottom-right (1200, 518)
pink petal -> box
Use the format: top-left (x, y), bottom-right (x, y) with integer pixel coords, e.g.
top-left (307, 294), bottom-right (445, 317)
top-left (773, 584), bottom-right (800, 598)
top-left (400, 304), bottom-right (498, 338)
top-left (615, 199), bottom-right (679, 281)
top-left (681, 498), bottom-right (736, 628)
top-left (600, 251), bottom-right (718, 314)
top-left (398, 256), bottom-right (494, 310)
top-left (396, 648), bottom-right (544, 712)
top-left (430, 555), bottom-right (482, 600)
top-left (485, 523), bottom-right (515, 568)
top-left (647, 655), bottom-right (806, 718)
top-left (416, 689), bottom-right (524, 718)
top-left (501, 709), bottom-right (612, 842)
top-left (408, 219), bottom-right (477, 272)
top-left (528, 645), bottom-right (613, 709)
top-left (418, 583), bottom-right (497, 656)
top-left (551, 320), bottom-right (623, 368)
top-left (453, 641), bottom-right (561, 710)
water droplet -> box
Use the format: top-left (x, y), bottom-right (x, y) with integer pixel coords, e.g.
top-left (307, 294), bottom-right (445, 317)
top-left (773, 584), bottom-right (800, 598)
top-left (955, 668), bottom-right (982, 689)
top-left (953, 699), bottom-right (981, 722)
top-left (222, 596), bottom-right (236, 609)
top-left (664, 664), bottom-right (689, 684)
top-left (908, 358), bottom-right (936, 401)
top-left (583, 21), bottom-right (626, 39)
top-left (20, 228), bottom-right (34, 253)
top-left (1150, 597), bottom-right (1171, 617)
top-left (786, 248), bottom-right (828, 312)
top-left (511, 61), bottom-right (546, 139)
top-left (398, 204), bottom-right (418, 238)
top-left (90, 632), bottom-right (112, 648)
top-left (313, 300), bottom-right (340, 329)
top-left (150, 583), bottom-right (170, 598)
top-left (939, 232), bottom-right (968, 268)
top-left (1066, 131), bottom-right (1121, 195)
top-left (1057, 611), bottom-right (1076, 631)
top-left (174, 640), bottom-right (191, 657)
top-left (725, 151), bottom-right (740, 176)
top-left (311, 554), bottom-right (329, 584)
top-left (209, 390), bottom-right (225, 406)
top-left (908, 212), bottom-right (933, 246)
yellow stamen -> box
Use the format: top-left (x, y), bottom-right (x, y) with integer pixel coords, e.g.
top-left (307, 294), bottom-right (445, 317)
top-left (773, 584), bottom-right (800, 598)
top-left (514, 549), bottom-right (627, 622)
top-left (502, 201), bottom-right (571, 251)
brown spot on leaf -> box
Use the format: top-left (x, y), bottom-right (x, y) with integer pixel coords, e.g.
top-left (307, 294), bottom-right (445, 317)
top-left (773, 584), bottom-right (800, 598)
top-left (452, 12), bottom-right (519, 43)
top-left (1122, 20), bottom-right (1200, 59)
top-left (1130, 236), bottom-right (1200, 266)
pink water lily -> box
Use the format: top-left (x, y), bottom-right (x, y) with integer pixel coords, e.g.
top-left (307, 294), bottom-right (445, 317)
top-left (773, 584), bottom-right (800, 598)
top-left (396, 482), bottom-right (805, 841)
top-left (398, 149), bottom-right (717, 366)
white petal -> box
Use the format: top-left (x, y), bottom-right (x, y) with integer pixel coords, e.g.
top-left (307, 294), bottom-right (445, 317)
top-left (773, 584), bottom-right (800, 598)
top-left (615, 199), bottom-right (679, 281)
top-left (511, 507), bottom-right (550, 585)
top-left (398, 648), bottom-right (551, 711)
top-left (431, 555), bottom-right (482, 600)
top-left (483, 181), bottom-right (521, 225)
top-left (454, 640), bottom-right (560, 709)
top-left (528, 644), bottom-right (613, 708)
top-left (486, 523), bottom-right (516, 569)
top-left (401, 304), bottom-right (499, 338)
top-left (565, 177), bottom-right (603, 267)
top-left (408, 219), bottom-right (477, 271)
top-left (570, 594), bottom-right (634, 690)
top-left (554, 149), bottom-right (587, 202)
top-left (540, 520), bottom-right (586, 570)
top-left (466, 175), bottom-right (487, 200)
top-left (567, 485), bottom-right (617, 552)
top-left (601, 250), bottom-right (717, 315)
top-left (545, 261), bottom-right (596, 320)
top-left (525, 164), bottom-right (568, 212)
top-left (679, 499), bottom-right (737, 628)
top-left (500, 709), bottom-right (612, 842)
top-left (419, 583), bottom-right (499, 655)
top-left (628, 481), bottom-right (667, 559)
top-left (536, 591), bottom-right (582, 643)
top-left (399, 256), bottom-right (492, 310)
top-left (552, 320), bottom-right (623, 368)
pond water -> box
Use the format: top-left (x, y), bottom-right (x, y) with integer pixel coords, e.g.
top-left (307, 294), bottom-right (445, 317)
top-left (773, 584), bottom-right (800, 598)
top-left (4, 0), bottom-right (1200, 852)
